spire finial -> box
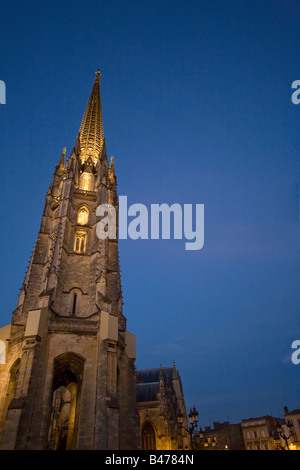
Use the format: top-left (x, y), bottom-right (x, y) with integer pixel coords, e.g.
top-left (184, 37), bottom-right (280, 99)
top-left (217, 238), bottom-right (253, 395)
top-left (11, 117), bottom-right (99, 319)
top-left (95, 69), bottom-right (101, 82)
top-left (78, 70), bottom-right (104, 162)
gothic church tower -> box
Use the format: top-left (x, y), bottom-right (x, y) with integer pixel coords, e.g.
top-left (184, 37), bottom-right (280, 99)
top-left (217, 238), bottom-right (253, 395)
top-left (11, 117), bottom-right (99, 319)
top-left (0, 71), bottom-right (140, 450)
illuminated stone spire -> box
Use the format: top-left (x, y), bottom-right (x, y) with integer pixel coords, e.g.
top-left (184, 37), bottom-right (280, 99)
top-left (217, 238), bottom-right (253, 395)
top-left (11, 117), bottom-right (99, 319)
top-left (109, 155), bottom-right (116, 183)
top-left (79, 69), bottom-right (104, 164)
top-left (57, 146), bottom-right (66, 170)
top-left (0, 72), bottom-right (139, 451)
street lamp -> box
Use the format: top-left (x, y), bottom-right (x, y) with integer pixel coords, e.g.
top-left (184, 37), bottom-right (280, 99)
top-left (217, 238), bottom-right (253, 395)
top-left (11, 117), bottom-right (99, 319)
top-left (177, 406), bottom-right (199, 449)
top-left (274, 420), bottom-right (295, 450)
top-left (188, 407), bottom-right (199, 428)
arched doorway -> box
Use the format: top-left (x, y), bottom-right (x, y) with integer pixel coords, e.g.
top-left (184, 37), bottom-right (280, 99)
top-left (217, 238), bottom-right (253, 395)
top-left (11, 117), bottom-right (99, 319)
top-left (47, 352), bottom-right (84, 450)
top-left (0, 358), bottom-right (20, 438)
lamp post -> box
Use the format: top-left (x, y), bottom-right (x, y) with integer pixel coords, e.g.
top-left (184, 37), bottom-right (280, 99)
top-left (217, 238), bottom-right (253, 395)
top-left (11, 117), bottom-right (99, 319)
top-left (273, 420), bottom-right (295, 450)
top-left (177, 406), bottom-right (199, 449)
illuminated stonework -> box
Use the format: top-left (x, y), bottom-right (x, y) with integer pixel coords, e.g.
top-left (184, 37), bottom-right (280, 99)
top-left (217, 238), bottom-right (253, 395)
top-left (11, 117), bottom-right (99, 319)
top-left (79, 70), bottom-right (104, 164)
top-left (136, 365), bottom-right (190, 450)
top-left (77, 206), bottom-right (89, 226)
top-left (74, 230), bottom-right (87, 253)
top-left (79, 172), bottom-right (94, 191)
top-left (0, 72), bottom-right (139, 450)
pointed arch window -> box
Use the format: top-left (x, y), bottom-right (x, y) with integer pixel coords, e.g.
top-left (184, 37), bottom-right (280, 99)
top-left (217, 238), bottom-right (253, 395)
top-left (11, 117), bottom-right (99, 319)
top-left (79, 172), bottom-right (94, 191)
top-left (142, 422), bottom-right (156, 450)
top-left (77, 206), bottom-right (89, 225)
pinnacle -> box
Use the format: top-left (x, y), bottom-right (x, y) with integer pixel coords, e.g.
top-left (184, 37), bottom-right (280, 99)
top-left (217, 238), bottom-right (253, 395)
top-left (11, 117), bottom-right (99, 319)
top-left (78, 71), bottom-right (104, 163)
top-left (109, 155), bottom-right (116, 183)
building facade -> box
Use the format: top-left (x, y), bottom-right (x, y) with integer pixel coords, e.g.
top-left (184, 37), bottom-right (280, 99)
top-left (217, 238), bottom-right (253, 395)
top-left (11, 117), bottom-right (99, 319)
top-left (195, 421), bottom-right (245, 450)
top-left (241, 415), bottom-right (278, 450)
top-left (0, 72), bottom-right (140, 450)
top-left (136, 364), bottom-right (189, 450)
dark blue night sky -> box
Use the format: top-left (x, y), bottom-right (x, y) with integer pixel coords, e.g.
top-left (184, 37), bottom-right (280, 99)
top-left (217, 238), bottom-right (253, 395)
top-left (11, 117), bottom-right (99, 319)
top-left (0, 0), bottom-right (299, 426)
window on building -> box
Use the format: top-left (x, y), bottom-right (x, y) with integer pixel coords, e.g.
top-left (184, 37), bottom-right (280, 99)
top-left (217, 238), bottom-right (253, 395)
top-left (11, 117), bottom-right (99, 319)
top-left (74, 231), bottom-right (87, 254)
top-left (142, 422), bottom-right (156, 450)
top-left (69, 289), bottom-right (81, 316)
top-left (77, 206), bottom-right (89, 225)
top-left (79, 172), bottom-right (94, 191)
top-left (72, 293), bottom-right (77, 314)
